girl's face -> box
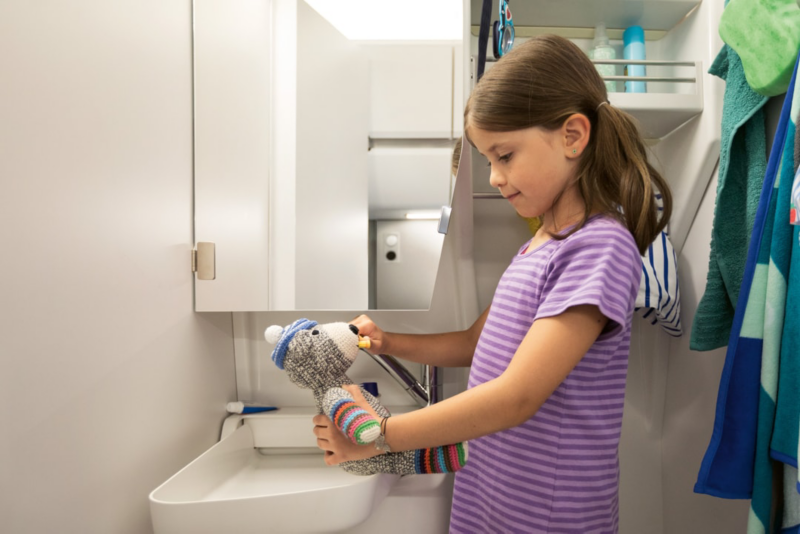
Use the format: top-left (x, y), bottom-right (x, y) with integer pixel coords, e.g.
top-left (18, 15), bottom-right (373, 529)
top-left (468, 125), bottom-right (578, 220)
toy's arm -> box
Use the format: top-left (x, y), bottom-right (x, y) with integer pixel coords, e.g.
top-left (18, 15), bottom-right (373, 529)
top-left (323, 387), bottom-right (386, 445)
top-left (322, 386), bottom-right (468, 475)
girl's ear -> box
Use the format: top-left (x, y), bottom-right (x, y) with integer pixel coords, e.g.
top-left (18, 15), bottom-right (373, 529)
top-left (562, 113), bottom-right (591, 158)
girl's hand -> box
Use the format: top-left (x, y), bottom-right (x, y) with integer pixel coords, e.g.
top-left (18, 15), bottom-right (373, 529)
top-left (313, 385), bottom-right (385, 465)
top-left (350, 314), bottom-right (389, 354)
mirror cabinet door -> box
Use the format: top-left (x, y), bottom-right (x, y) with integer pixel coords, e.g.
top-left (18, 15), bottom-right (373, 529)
top-left (193, 0), bottom-right (460, 311)
top-left (194, 0), bottom-right (272, 311)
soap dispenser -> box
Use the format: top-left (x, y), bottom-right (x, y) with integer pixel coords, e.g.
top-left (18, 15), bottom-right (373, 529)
top-left (589, 23), bottom-right (617, 93)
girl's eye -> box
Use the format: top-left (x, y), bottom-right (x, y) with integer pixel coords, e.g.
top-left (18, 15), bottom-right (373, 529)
top-left (486, 154), bottom-right (512, 167)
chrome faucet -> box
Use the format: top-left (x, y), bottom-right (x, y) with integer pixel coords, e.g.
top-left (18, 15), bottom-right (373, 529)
top-left (361, 350), bottom-right (441, 407)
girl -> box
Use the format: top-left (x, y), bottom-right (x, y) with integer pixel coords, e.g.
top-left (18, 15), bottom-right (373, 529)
top-left (313, 34), bottom-right (671, 533)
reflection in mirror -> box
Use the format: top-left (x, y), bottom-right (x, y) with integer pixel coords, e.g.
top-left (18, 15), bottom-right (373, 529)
top-left (193, 0), bottom-right (462, 311)
top-left (366, 142), bottom-right (456, 310)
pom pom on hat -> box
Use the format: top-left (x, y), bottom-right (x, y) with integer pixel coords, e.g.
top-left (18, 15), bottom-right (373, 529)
top-left (265, 325), bottom-right (284, 344)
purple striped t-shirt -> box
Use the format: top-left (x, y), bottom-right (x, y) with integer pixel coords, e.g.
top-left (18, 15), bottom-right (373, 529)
top-left (450, 215), bottom-right (641, 534)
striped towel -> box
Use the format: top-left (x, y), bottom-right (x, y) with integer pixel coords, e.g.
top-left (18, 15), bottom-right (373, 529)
top-left (635, 194), bottom-right (682, 336)
top-left (747, 60), bottom-right (800, 533)
top-left (694, 55), bottom-right (800, 522)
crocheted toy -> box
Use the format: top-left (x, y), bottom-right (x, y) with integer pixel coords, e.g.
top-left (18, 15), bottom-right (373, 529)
top-left (265, 319), bottom-right (468, 476)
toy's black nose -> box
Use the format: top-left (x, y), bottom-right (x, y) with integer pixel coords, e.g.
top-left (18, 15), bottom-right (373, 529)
top-left (348, 324), bottom-right (359, 335)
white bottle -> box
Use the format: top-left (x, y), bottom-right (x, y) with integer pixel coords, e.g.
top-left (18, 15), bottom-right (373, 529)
top-left (589, 23), bottom-right (617, 93)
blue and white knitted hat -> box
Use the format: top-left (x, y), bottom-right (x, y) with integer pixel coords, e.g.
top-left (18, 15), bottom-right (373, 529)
top-left (265, 318), bottom-right (318, 370)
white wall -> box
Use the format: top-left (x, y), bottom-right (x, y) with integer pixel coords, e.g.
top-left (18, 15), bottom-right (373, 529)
top-left (661, 172), bottom-right (750, 534)
top-left (0, 2), bottom-right (237, 533)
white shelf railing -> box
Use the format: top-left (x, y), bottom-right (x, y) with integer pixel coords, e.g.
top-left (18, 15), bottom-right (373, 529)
top-left (469, 0), bottom-right (702, 35)
top-left (474, 57), bottom-right (704, 140)
top-left (599, 59), bottom-right (704, 139)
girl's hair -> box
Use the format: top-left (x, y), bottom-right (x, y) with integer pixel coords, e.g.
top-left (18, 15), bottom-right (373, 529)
top-left (464, 34), bottom-right (672, 255)
top-left (451, 136), bottom-right (463, 177)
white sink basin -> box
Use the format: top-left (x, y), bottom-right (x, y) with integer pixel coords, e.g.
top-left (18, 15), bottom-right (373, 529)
top-left (149, 413), bottom-right (400, 534)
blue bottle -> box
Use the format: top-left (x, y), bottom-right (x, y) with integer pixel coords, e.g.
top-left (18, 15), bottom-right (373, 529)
top-left (623, 25), bottom-right (646, 93)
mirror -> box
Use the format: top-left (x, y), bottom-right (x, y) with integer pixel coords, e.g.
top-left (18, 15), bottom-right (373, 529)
top-left (193, 0), bottom-right (463, 312)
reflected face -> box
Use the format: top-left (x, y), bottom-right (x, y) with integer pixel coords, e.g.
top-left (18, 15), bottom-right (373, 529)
top-left (468, 125), bottom-right (573, 219)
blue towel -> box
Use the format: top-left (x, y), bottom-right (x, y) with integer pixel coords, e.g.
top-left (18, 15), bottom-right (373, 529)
top-left (770, 115), bottom-right (800, 534)
top-left (694, 54), bottom-right (798, 503)
top-left (747, 62), bottom-right (800, 534)
top-left (772, 153), bottom-right (800, 469)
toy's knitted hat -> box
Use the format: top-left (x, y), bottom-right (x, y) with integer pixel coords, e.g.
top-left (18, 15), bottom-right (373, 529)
top-left (265, 318), bottom-right (318, 369)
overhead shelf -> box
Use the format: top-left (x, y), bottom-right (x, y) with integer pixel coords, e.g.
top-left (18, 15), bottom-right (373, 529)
top-left (474, 59), bottom-right (704, 139)
top-left (608, 91), bottom-right (702, 139)
top-left (602, 59), bottom-right (704, 139)
top-left (470, 0), bottom-right (701, 33)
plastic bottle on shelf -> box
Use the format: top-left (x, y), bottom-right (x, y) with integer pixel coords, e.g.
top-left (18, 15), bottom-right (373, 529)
top-left (623, 25), bottom-right (647, 93)
top-left (589, 23), bottom-right (617, 93)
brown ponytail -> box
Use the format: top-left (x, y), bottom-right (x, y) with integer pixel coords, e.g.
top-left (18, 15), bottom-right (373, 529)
top-left (465, 35), bottom-right (672, 255)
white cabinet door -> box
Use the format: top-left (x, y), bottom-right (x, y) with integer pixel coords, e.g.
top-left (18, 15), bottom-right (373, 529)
top-left (194, 0), bottom-right (272, 312)
top-left (367, 44), bottom-right (455, 139)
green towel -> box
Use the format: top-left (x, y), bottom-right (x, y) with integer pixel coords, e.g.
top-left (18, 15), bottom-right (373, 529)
top-left (691, 45), bottom-right (770, 351)
top-left (719, 0), bottom-right (800, 97)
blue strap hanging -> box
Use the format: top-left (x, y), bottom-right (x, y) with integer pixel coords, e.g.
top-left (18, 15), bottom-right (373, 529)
top-left (476, 0), bottom-right (492, 80)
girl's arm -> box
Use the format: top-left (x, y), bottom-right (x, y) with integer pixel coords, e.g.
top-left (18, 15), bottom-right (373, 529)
top-left (387, 304), bottom-right (608, 450)
top-left (351, 307), bottom-right (490, 368)
top-left (314, 304), bottom-right (607, 463)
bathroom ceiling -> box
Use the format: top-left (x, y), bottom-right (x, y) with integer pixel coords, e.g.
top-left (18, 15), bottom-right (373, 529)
top-left (304, 0), bottom-right (463, 40)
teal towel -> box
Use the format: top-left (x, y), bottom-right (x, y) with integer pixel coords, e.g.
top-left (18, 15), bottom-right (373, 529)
top-left (691, 45), bottom-right (769, 351)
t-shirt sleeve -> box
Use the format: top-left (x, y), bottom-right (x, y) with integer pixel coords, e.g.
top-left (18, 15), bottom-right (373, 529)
top-left (534, 224), bottom-right (642, 334)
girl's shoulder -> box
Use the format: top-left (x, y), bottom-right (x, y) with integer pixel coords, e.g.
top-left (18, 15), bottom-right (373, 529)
top-left (548, 214), bottom-right (640, 273)
top-left (564, 213), bottom-right (637, 249)
top-left (531, 213), bottom-right (643, 332)
top-left (515, 214), bottom-right (640, 277)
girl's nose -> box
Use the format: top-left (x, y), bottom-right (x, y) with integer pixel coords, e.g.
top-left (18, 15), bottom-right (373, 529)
top-left (489, 166), bottom-right (506, 189)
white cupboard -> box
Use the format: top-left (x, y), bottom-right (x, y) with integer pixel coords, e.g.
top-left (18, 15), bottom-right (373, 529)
top-left (366, 43), bottom-right (461, 139)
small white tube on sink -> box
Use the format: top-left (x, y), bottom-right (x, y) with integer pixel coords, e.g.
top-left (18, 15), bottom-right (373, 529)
top-left (226, 402), bottom-right (278, 414)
